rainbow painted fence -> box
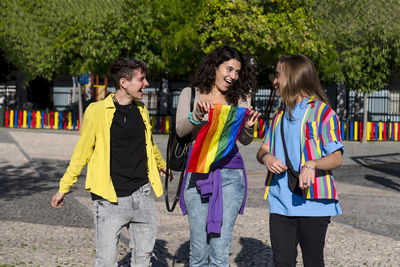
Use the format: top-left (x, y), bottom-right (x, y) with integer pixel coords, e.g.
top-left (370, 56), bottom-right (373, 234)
top-left (4, 110), bottom-right (80, 130)
top-left (252, 118), bottom-right (400, 141)
top-left (2, 109), bottom-right (400, 141)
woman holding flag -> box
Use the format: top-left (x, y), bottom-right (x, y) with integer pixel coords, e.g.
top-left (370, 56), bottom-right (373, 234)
top-left (257, 54), bottom-right (343, 267)
top-left (175, 45), bottom-right (260, 266)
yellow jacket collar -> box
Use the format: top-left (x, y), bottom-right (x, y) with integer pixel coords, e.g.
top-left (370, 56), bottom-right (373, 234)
top-left (104, 93), bottom-right (144, 113)
top-left (105, 94), bottom-right (115, 108)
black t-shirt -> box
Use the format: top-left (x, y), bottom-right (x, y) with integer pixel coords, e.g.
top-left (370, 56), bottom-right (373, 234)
top-left (91, 100), bottom-right (148, 201)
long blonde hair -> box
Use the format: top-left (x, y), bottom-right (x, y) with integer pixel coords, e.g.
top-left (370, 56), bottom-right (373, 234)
top-left (279, 54), bottom-right (330, 118)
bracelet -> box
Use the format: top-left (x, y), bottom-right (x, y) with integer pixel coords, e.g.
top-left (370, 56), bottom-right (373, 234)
top-left (303, 165), bottom-right (315, 171)
top-left (260, 152), bottom-right (269, 163)
top-left (188, 112), bottom-right (201, 125)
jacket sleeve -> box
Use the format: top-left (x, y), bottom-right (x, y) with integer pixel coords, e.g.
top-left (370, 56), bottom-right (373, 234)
top-left (176, 87), bottom-right (197, 137)
top-left (58, 106), bottom-right (96, 193)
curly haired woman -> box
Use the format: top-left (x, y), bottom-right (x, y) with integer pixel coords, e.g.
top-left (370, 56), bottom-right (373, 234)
top-left (175, 46), bottom-right (260, 267)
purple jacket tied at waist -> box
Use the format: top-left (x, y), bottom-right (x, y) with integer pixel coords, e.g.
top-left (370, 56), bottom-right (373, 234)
top-left (180, 145), bottom-right (248, 234)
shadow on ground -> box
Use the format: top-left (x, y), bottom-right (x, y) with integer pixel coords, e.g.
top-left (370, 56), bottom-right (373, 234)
top-left (235, 237), bottom-right (273, 266)
top-left (0, 158), bottom-right (84, 201)
top-left (118, 238), bottom-right (273, 267)
top-left (332, 153), bottom-right (400, 192)
top-left (0, 162), bottom-right (57, 200)
top-left (365, 174), bottom-right (400, 191)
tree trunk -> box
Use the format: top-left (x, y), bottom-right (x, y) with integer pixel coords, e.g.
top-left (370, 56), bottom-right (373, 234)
top-left (72, 77), bottom-right (76, 103)
top-left (361, 92), bottom-right (368, 144)
top-left (354, 91), bottom-right (359, 120)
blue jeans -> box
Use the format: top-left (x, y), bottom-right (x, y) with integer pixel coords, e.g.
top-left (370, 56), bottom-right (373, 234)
top-left (184, 168), bottom-right (245, 267)
top-left (93, 183), bottom-right (157, 267)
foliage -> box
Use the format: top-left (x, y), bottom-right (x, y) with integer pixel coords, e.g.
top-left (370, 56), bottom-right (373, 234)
top-left (1, 0), bottom-right (400, 94)
top-left (0, 0), bottom-right (66, 81)
top-left (116, 0), bottom-right (204, 81)
top-left (310, 0), bottom-right (400, 142)
top-left (310, 0), bottom-right (400, 93)
top-left (195, 0), bottom-right (335, 85)
top-left (0, 0), bottom-right (124, 81)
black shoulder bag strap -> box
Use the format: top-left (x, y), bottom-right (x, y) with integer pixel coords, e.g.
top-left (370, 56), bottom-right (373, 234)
top-left (280, 110), bottom-right (302, 195)
top-left (165, 87), bottom-right (195, 212)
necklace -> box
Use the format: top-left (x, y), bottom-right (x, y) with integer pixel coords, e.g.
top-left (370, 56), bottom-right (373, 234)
top-left (113, 97), bottom-right (132, 123)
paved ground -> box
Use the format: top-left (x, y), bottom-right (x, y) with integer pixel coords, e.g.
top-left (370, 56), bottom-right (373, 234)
top-left (1, 127), bottom-right (400, 266)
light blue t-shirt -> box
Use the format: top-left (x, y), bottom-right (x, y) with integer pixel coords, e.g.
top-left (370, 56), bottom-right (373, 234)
top-left (268, 98), bottom-right (343, 217)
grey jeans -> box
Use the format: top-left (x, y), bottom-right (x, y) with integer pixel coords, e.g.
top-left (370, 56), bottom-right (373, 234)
top-left (93, 183), bottom-right (157, 267)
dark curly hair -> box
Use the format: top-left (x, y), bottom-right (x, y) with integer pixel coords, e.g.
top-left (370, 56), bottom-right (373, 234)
top-left (192, 46), bottom-right (257, 106)
top-left (109, 58), bottom-right (149, 90)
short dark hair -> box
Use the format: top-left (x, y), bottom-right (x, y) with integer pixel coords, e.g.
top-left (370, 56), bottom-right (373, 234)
top-left (192, 46), bottom-right (256, 106)
top-left (109, 58), bottom-right (149, 90)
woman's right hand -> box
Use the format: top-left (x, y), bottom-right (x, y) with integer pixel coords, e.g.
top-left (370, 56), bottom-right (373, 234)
top-left (193, 100), bottom-right (214, 121)
top-left (262, 154), bottom-right (288, 174)
top-left (257, 143), bottom-right (287, 174)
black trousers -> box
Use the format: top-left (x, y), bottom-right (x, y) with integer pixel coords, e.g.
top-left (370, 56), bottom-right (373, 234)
top-left (269, 213), bottom-right (331, 267)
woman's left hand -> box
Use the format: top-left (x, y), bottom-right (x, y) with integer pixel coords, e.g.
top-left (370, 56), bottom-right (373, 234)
top-left (245, 106), bottom-right (261, 128)
top-left (299, 161), bottom-right (316, 189)
top-left (160, 168), bottom-right (173, 181)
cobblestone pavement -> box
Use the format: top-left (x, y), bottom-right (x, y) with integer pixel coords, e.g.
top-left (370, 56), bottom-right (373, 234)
top-left (1, 128), bottom-right (400, 266)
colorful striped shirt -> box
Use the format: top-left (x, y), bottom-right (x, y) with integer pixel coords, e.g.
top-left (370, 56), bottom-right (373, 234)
top-left (263, 96), bottom-right (342, 200)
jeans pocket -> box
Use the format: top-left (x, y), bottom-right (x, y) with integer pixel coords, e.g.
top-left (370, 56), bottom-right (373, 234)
top-left (142, 183), bottom-right (152, 197)
top-left (96, 199), bottom-right (110, 207)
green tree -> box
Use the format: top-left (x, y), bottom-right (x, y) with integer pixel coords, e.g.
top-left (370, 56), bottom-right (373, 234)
top-left (0, 1), bottom-right (66, 81)
top-left (118, 0), bottom-right (204, 82)
top-left (311, 0), bottom-right (400, 143)
top-left (195, 0), bottom-right (334, 86)
top-left (0, 0), bottom-right (124, 124)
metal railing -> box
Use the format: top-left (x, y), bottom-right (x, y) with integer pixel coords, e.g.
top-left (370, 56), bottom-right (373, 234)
top-left (0, 84), bottom-right (17, 108)
top-left (47, 84), bottom-right (400, 121)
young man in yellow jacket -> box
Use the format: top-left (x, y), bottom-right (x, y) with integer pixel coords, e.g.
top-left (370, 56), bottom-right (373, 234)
top-left (51, 58), bottom-right (167, 267)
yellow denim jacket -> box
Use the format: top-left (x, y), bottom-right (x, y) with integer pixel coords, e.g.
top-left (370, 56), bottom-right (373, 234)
top-left (58, 94), bottom-right (166, 202)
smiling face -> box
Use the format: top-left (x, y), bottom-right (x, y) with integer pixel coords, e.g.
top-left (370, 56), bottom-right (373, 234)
top-left (214, 59), bottom-right (241, 93)
top-left (120, 68), bottom-right (149, 100)
top-left (273, 61), bottom-right (287, 97)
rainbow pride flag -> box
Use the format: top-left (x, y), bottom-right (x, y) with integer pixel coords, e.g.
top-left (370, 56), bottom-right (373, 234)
top-left (187, 104), bottom-right (249, 173)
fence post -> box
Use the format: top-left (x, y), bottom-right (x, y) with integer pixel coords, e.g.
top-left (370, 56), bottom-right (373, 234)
top-left (253, 119), bottom-right (258, 138)
top-left (165, 115), bottom-right (171, 134)
top-left (354, 121), bottom-right (358, 141)
top-left (258, 118), bottom-right (263, 138)
top-left (23, 110), bottom-right (27, 128)
top-left (10, 110), bottom-right (14, 128)
top-left (398, 122), bottom-right (400, 141)
top-left (68, 112), bottom-right (72, 130)
top-left (371, 122), bottom-right (375, 141)
top-left (14, 109), bottom-right (18, 128)
top-left (383, 122), bottom-right (387, 141)
top-left (349, 121), bottom-right (354, 140)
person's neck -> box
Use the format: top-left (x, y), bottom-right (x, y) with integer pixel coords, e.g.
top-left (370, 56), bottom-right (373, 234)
top-left (114, 90), bottom-right (133, 105)
top-left (210, 86), bottom-right (227, 97)
top-left (208, 86), bottom-right (227, 104)
top-left (296, 93), bottom-right (309, 104)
